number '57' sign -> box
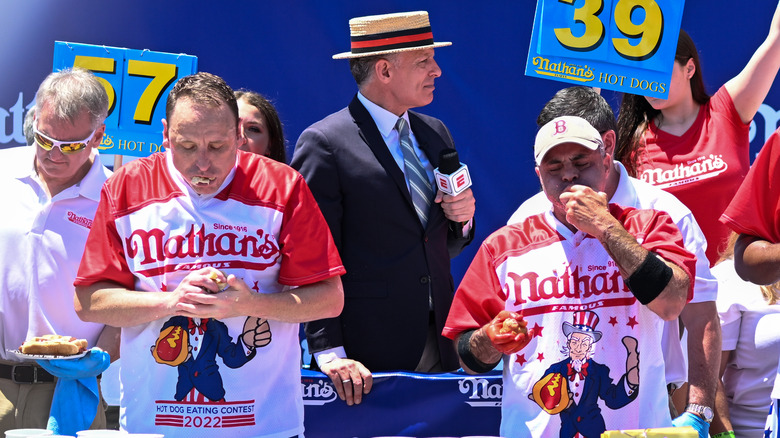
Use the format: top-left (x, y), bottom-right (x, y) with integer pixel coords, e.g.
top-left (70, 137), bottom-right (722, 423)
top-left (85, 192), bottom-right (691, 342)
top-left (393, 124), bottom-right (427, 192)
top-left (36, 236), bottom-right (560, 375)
top-left (525, 0), bottom-right (684, 98)
top-left (53, 42), bottom-right (198, 157)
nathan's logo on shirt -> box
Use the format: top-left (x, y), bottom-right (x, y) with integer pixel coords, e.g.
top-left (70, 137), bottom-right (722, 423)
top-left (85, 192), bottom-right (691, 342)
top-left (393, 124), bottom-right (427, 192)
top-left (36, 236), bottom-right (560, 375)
top-left (125, 223), bottom-right (280, 267)
top-left (640, 154), bottom-right (728, 188)
top-left (67, 211), bottom-right (93, 229)
top-left (458, 377), bottom-right (502, 407)
top-left (504, 262), bottom-right (634, 315)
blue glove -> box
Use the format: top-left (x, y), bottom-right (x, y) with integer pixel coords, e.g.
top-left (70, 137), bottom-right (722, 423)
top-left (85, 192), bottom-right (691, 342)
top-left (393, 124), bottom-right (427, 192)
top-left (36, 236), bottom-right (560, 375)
top-left (35, 348), bottom-right (111, 436)
top-left (672, 411), bottom-right (710, 438)
top-left (36, 347), bottom-right (110, 379)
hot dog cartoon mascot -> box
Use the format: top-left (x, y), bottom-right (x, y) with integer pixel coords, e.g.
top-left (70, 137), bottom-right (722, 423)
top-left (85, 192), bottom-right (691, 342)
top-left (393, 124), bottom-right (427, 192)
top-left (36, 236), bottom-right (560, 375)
top-left (530, 311), bottom-right (640, 438)
top-left (152, 315), bottom-right (271, 402)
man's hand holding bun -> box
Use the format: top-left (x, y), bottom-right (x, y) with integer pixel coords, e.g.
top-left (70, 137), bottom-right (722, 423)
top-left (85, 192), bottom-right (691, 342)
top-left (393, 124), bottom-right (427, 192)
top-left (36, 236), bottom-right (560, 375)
top-left (485, 310), bottom-right (533, 355)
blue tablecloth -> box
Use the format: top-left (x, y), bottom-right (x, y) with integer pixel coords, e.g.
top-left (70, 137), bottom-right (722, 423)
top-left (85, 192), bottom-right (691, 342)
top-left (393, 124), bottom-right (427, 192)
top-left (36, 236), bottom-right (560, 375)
top-left (302, 369), bottom-right (503, 437)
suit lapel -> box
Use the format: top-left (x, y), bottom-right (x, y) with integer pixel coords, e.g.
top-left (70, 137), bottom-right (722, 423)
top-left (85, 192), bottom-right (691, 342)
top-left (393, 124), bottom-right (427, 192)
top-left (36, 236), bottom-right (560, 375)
top-left (348, 96), bottom-right (415, 209)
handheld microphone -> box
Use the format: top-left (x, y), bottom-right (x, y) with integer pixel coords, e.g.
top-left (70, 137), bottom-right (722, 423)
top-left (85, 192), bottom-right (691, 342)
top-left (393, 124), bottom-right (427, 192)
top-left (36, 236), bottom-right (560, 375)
top-left (434, 148), bottom-right (472, 196)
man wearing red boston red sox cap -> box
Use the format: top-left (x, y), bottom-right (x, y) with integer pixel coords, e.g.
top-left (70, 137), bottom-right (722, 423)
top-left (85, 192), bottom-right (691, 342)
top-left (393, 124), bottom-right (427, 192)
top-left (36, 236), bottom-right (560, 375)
top-left (444, 116), bottom-right (697, 437)
top-left (509, 87), bottom-right (721, 438)
top-left (292, 10), bottom-right (476, 406)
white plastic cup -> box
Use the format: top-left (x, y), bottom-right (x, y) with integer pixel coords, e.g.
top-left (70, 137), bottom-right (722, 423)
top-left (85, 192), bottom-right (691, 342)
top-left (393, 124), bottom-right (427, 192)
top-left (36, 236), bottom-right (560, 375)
top-left (4, 429), bottom-right (53, 438)
top-left (76, 431), bottom-right (128, 437)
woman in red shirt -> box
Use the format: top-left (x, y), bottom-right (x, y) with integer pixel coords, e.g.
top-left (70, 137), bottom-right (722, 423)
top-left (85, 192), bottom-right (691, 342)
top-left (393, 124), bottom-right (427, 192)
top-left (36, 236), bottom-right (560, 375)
top-left (616, 5), bottom-right (780, 267)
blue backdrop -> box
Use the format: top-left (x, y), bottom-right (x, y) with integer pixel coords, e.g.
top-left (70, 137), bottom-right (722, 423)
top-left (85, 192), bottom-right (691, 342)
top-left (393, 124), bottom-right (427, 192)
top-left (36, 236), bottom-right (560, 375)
top-left (2, 1), bottom-right (779, 284)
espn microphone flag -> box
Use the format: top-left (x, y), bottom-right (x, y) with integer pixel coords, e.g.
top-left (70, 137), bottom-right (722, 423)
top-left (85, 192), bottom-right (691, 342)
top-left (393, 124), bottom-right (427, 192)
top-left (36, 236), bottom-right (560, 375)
top-left (434, 148), bottom-right (472, 196)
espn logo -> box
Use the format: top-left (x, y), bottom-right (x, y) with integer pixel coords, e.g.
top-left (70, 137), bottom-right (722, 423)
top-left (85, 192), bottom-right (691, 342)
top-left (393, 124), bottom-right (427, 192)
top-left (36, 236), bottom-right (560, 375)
top-left (435, 165), bottom-right (472, 196)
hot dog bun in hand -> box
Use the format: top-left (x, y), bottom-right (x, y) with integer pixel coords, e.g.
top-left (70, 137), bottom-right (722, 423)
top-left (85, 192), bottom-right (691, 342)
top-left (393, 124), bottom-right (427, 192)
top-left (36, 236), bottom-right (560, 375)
top-left (207, 270), bottom-right (229, 293)
top-left (485, 310), bottom-right (533, 355)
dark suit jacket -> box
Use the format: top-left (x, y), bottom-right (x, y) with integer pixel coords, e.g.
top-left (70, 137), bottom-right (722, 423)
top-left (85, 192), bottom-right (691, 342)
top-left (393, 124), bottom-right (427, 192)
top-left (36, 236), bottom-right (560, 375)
top-left (291, 95), bottom-right (473, 371)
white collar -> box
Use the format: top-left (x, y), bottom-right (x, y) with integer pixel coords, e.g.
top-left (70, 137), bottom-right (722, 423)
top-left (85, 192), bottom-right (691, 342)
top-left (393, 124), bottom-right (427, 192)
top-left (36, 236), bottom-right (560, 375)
top-left (357, 92), bottom-right (410, 137)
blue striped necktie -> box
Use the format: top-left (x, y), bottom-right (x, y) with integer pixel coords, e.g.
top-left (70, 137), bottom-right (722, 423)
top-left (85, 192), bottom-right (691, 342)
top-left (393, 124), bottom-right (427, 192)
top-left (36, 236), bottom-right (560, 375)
top-left (396, 117), bottom-right (434, 227)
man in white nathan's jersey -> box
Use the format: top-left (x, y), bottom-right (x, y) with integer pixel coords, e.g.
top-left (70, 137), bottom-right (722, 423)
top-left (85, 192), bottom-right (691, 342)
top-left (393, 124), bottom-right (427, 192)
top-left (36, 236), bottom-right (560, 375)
top-left (444, 116), bottom-right (696, 438)
top-left (74, 72), bottom-right (345, 438)
top-left (507, 87), bottom-right (720, 438)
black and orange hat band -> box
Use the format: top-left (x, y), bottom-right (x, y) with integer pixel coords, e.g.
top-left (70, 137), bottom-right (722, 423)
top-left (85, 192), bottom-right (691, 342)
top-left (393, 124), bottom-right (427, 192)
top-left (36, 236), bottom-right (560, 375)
top-left (350, 26), bottom-right (435, 54)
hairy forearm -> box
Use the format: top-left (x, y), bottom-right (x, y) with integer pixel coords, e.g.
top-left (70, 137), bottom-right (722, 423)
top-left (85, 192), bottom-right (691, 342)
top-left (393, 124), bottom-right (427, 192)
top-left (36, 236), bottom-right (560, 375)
top-left (596, 220), bottom-right (646, 276)
top-left (598, 223), bottom-right (688, 320)
top-left (681, 302), bottom-right (721, 408)
top-left (711, 350), bottom-right (735, 435)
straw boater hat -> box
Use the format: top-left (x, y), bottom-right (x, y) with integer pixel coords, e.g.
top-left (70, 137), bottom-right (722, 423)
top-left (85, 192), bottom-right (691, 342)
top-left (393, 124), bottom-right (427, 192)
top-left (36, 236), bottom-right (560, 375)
top-left (332, 11), bottom-right (452, 60)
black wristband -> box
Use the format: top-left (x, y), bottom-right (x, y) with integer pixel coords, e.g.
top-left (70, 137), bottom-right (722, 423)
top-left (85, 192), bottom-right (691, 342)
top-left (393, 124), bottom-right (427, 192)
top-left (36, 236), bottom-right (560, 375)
top-left (457, 329), bottom-right (500, 373)
top-left (625, 252), bottom-right (673, 305)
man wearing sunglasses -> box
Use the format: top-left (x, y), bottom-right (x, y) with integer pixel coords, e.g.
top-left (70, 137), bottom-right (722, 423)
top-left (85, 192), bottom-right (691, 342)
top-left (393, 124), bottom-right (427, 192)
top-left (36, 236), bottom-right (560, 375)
top-left (0, 68), bottom-right (119, 434)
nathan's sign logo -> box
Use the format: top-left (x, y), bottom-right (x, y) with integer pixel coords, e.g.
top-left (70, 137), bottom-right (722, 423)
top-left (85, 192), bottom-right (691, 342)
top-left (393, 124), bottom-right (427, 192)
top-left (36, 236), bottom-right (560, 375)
top-left (459, 377), bottom-right (502, 408)
top-left (126, 224), bottom-right (280, 267)
top-left (531, 56), bottom-right (594, 83)
top-left (301, 378), bottom-right (338, 406)
top-left (504, 262), bottom-right (633, 313)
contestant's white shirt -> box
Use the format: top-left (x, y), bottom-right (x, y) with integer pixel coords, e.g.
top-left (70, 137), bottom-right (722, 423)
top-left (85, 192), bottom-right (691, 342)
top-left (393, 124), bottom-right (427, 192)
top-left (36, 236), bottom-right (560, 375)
top-left (77, 150), bottom-right (344, 438)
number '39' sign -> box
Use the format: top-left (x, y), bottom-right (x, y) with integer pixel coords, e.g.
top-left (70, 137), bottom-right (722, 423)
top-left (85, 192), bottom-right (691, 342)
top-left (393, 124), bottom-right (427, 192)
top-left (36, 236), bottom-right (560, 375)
top-left (53, 42), bottom-right (198, 157)
top-left (525, 0), bottom-right (685, 98)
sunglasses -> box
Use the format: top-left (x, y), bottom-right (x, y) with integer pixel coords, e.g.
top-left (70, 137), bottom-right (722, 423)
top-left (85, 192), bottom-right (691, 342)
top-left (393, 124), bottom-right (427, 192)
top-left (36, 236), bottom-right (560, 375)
top-left (33, 124), bottom-right (98, 154)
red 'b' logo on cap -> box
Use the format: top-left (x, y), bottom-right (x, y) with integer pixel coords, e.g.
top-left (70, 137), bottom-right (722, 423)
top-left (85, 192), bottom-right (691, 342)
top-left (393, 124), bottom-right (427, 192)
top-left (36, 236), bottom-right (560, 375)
top-left (554, 120), bottom-right (567, 135)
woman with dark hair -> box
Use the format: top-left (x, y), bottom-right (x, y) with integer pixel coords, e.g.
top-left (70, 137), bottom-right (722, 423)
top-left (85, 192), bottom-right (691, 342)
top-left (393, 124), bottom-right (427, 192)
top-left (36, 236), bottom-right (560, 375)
top-left (235, 89), bottom-right (287, 163)
top-left (616, 4), bottom-right (780, 267)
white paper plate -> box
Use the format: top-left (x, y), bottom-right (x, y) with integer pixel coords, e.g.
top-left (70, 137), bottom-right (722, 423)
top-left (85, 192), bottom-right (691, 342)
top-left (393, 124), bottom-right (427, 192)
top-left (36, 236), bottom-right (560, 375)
top-left (8, 349), bottom-right (88, 360)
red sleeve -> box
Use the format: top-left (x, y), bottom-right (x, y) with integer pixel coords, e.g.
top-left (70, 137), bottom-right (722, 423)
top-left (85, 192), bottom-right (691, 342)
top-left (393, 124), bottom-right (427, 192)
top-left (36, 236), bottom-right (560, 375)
top-left (712, 86), bottom-right (752, 135)
top-left (611, 204), bottom-right (697, 302)
top-left (443, 241), bottom-right (507, 339)
top-left (75, 184), bottom-right (136, 289)
top-left (721, 128), bottom-right (780, 242)
top-left (277, 174), bottom-right (345, 286)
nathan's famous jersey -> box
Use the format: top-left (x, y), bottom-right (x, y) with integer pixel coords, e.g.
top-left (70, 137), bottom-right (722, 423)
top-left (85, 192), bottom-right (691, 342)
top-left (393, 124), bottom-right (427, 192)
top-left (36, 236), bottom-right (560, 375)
top-left (444, 205), bottom-right (695, 438)
top-left (76, 151), bottom-right (344, 438)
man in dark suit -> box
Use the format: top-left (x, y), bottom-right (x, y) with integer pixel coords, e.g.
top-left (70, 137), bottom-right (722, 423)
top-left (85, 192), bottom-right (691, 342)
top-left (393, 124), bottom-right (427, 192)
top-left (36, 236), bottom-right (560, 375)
top-left (291, 11), bottom-right (476, 406)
